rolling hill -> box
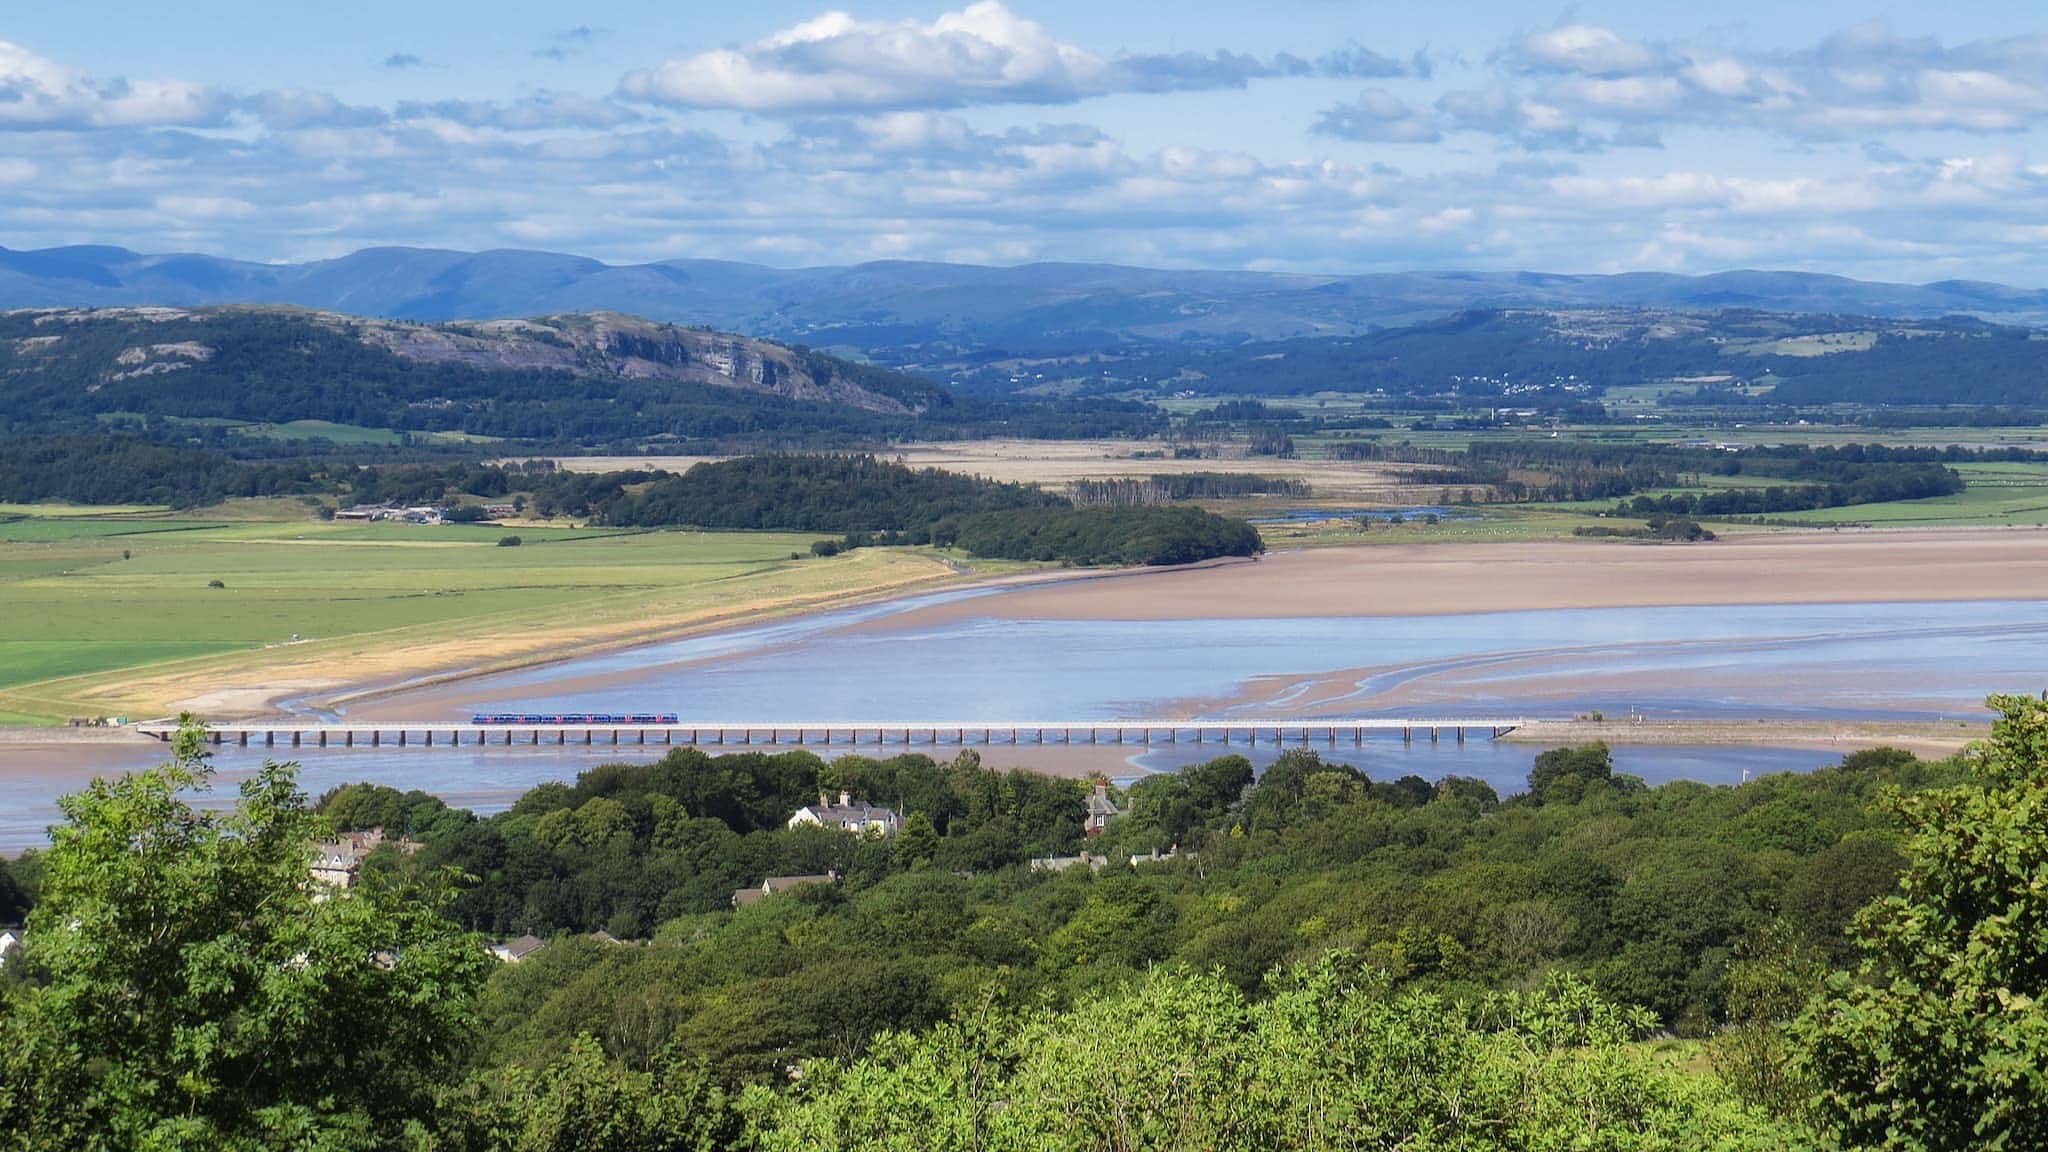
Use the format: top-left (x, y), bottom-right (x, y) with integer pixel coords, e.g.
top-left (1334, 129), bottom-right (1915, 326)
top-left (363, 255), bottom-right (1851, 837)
top-left (6, 244), bottom-right (2048, 359)
top-left (0, 307), bottom-right (992, 448)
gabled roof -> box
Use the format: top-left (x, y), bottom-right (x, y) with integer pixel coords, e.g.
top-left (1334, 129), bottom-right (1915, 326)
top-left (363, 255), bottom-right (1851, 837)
top-left (797, 800), bottom-right (897, 823)
top-left (763, 873), bottom-right (836, 893)
top-left (492, 934), bottom-right (545, 960)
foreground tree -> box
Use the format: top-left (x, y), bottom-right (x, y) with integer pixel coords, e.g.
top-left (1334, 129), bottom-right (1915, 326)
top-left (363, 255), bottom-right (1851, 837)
top-left (0, 720), bottom-right (492, 1150)
top-left (1799, 693), bottom-right (2048, 1149)
top-left (747, 958), bottom-right (1804, 1151)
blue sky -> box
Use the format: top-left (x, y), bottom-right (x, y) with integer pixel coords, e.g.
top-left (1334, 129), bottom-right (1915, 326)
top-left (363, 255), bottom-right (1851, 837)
top-left (5, 1), bottom-right (2048, 282)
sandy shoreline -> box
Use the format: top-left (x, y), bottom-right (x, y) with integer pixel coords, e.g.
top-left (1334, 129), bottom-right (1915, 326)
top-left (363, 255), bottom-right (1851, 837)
top-left (1502, 718), bottom-right (1990, 759)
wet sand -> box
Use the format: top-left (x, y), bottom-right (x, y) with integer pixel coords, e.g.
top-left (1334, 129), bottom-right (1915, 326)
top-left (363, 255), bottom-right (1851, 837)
top-left (349, 527), bottom-right (2048, 739)
top-left (1502, 718), bottom-right (1989, 759)
top-left (859, 529), bottom-right (2048, 629)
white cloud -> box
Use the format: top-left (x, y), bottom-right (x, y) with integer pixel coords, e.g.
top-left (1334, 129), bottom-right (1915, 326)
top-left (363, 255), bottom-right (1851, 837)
top-left (1513, 25), bottom-right (1661, 77)
top-left (0, 41), bottom-right (229, 130)
top-left (1313, 89), bottom-right (1441, 143)
top-left (617, 2), bottom-right (1398, 113)
top-left (393, 93), bottom-right (644, 131)
top-left (246, 89), bottom-right (389, 131)
top-left (7, 21), bottom-right (2048, 284)
top-left (1426, 21), bottom-right (2048, 148)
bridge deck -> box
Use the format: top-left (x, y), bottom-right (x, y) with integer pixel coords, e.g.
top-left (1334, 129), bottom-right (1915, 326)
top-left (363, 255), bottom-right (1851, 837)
top-left (134, 718), bottom-right (1526, 749)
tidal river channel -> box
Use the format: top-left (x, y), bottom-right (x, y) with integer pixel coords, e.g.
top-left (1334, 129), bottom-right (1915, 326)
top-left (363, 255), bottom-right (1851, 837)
top-left (5, 592), bottom-right (2046, 850)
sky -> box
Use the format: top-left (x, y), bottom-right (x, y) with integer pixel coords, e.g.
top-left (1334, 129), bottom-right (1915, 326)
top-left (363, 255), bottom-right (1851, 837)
top-left (5, 1), bottom-right (2048, 282)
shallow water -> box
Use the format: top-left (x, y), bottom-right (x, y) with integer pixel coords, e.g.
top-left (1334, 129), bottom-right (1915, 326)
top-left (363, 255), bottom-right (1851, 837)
top-left (5, 595), bottom-right (2041, 851)
top-left (421, 599), bottom-right (2048, 724)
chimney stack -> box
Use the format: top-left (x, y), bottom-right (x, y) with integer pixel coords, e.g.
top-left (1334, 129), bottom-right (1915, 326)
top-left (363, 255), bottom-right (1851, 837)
top-left (839, 791), bottom-right (852, 808)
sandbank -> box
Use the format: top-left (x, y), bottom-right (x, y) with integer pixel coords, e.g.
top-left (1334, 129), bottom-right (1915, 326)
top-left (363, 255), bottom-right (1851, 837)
top-left (859, 528), bottom-right (2048, 630)
top-left (1502, 718), bottom-right (1990, 760)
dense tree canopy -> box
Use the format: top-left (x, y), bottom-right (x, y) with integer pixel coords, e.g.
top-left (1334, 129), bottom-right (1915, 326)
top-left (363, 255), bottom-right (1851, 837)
top-left (944, 505), bottom-right (1265, 566)
top-left (1799, 693), bottom-right (2048, 1150)
top-left (11, 701), bottom-right (2045, 1148)
top-left (605, 454), bottom-right (1063, 533)
top-left (0, 723), bottom-right (492, 1150)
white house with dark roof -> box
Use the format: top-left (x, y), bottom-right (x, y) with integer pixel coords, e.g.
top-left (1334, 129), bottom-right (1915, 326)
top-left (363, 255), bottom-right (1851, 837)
top-left (487, 935), bottom-right (546, 963)
top-left (0, 927), bottom-right (19, 968)
top-left (788, 792), bottom-right (900, 837)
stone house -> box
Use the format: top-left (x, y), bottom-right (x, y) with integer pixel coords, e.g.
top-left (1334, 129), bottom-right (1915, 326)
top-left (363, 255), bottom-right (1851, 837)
top-left (788, 792), bottom-right (901, 836)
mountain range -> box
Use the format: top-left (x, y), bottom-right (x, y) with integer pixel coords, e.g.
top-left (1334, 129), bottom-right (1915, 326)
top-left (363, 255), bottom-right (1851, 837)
top-left (6, 245), bottom-right (2047, 357)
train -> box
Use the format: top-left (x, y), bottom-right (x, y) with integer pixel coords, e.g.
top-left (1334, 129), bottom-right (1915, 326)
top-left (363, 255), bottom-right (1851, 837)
top-left (470, 713), bottom-right (679, 725)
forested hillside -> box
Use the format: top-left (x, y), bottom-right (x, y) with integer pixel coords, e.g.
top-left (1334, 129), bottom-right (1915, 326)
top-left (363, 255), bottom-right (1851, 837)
top-left (10, 698), bottom-right (2048, 1147)
top-left (0, 307), bottom-right (1162, 448)
top-left (0, 435), bottom-right (319, 507)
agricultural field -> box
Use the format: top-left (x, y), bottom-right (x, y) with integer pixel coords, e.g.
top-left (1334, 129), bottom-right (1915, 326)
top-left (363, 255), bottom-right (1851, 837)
top-left (0, 513), bottom-right (962, 725)
top-left (1251, 506), bottom-right (1597, 547)
top-left (1765, 460), bottom-right (2048, 527)
top-left (228, 419), bottom-right (498, 445)
top-left (555, 440), bottom-right (1443, 504)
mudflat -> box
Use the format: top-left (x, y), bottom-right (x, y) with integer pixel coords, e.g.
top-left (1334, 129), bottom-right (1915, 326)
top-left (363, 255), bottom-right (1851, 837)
top-left (865, 528), bottom-right (2048, 627)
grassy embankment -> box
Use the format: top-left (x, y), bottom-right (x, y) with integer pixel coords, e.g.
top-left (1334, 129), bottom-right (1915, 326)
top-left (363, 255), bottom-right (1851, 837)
top-left (0, 502), bottom-right (977, 726)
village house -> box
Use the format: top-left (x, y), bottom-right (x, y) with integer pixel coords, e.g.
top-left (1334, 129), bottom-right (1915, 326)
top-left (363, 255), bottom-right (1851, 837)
top-left (732, 872), bottom-right (838, 909)
top-left (787, 792), bottom-right (901, 836)
top-left (487, 935), bottom-right (546, 963)
top-left (1085, 781), bottom-right (1121, 836)
top-left (310, 838), bottom-right (374, 888)
top-left (0, 927), bottom-right (20, 968)
top-left (309, 827), bottom-right (417, 889)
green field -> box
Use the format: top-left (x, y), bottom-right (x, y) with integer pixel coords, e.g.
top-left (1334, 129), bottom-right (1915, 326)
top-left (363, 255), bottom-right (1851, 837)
top-left (0, 502), bottom-right (174, 518)
top-left (1765, 461), bottom-right (2048, 526)
top-left (228, 420), bottom-right (500, 445)
top-left (0, 518), bottom-right (228, 542)
top-left (0, 515), bottom-right (956, 724)
top-left (0, 641), bottom-right (243, 692)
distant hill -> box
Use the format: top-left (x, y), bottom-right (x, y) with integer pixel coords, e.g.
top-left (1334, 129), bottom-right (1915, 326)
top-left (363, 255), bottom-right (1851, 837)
top-left (0, 307), bottom-right (1004, 448)
top-left (973, 308), bottom-right (2048, 410)
top-left (4, 244), bottom-right (2047, 358)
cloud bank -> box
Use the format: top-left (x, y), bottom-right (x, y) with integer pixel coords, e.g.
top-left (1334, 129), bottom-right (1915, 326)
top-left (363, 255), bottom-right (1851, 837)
top-left (4, 9), bottom-right (2048, 285)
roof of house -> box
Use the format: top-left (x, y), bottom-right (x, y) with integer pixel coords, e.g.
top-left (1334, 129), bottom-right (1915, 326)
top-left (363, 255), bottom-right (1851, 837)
top-left (763, 873), bottom-right (836, 893)
top-left (492, 934), bottom-right (545, 959)
top-left (795, 800), bottom-right (898, 825)
top-left (1087, 786), bottom-right (1121, 819)
top-left (733, 873), bottom-right (838, 908)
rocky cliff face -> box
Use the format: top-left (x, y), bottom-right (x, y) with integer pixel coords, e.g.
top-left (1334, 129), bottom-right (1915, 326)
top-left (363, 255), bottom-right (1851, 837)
top-left (9, 306), bottom-right (940, 417)
top-left (361, 313), bottom-right (936, 414)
